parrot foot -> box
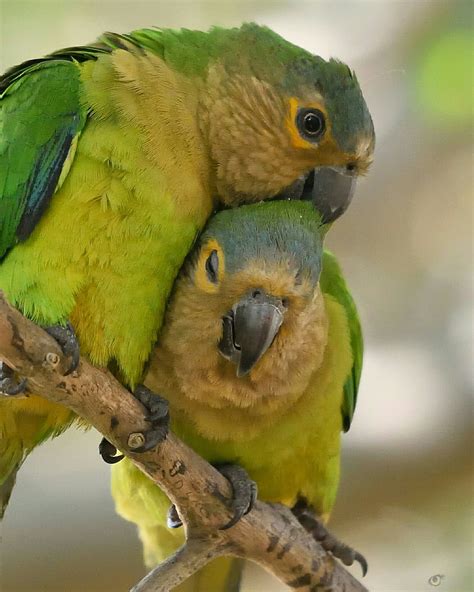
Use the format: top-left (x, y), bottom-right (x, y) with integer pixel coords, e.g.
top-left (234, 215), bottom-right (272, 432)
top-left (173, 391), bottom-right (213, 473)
top-left (216, 463), bottom-right (257, 530)
top-left (0, 362), bottom-right (27, 397)
top-left (0, 322), bottom-right (79, 395)
top-left (292, 500), bottom-right (368, 576)
top-left (44, 322), bottom-right (80, 375)
top-left (166, 463), bottom-right (257, 531)
top-left (130, 385), bottom-right (170, 452)
top-left (99, 386), bottom-right (169, 464)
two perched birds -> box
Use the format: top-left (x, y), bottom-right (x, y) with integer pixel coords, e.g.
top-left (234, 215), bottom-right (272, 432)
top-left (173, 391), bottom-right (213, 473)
top-left (0, 23), bottom-right (374, 591)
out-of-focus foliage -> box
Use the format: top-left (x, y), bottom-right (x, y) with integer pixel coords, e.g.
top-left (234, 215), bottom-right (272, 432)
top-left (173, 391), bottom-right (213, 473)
top-left (414, 19), bottom-right (473, 126)
top-left (1, 1), bottom-right (472, 592)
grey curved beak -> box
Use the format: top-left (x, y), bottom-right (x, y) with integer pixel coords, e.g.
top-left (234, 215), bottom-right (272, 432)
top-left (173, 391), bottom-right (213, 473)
top-left (277, 166), bottom-right (357, 224)
top-left (311, 167), bottom-right (357, 224)
top-left (218, 291), bottom-right (286, 377)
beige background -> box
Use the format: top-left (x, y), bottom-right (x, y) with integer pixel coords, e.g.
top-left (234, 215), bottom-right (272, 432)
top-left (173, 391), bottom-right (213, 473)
top-left (0, 1), bottom-right (472, 591)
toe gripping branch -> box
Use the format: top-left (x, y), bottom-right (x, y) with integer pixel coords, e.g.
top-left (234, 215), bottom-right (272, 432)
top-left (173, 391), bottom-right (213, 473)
top-left (45, 322), bottom-right (80, 375)
top-left (167, 463), bottom-right (257, 531)
top-left (217, 463), bottom-right (258, 530)
top-left (0, 362), bottom-right (27, 396)
top-left (99, 385), bottom-right (170, 465)
top-left (0, 321), bottom-right (80, 397)
top-left (293, 499), bottom-right (368, 576)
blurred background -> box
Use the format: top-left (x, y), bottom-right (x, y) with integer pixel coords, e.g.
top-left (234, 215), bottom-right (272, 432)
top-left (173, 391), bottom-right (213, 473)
top-left (0, 1), bottom-right (472, 591)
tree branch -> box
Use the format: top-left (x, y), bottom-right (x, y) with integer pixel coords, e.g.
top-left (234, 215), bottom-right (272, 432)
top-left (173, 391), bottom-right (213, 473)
top-left (0, 291), bottom-right (368, 592)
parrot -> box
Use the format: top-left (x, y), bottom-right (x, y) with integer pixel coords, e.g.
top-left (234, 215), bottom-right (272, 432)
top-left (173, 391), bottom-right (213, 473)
top-left (110, 199), bottom-right (364, 592)
top-left (0, 22), bottom-right (374, 517)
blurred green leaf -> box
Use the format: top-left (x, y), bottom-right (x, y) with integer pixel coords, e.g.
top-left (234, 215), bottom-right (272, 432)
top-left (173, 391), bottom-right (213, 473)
top-left (415, 29), bottom-right (473, 126)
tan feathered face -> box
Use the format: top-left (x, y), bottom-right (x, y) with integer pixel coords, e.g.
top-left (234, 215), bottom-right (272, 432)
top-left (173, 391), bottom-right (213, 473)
top-left (149, 237), bottom-right (328, 413)
top-left (199, 66), bottom-right (374, 223)
top-left (107, 33), bottom-right (373, 224)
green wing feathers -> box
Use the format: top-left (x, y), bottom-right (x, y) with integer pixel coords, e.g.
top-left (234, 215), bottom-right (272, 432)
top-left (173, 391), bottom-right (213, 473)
top-left (320, 250), bottom-right (363, 432)
top-left (0, 60), bottom-right (87, 258)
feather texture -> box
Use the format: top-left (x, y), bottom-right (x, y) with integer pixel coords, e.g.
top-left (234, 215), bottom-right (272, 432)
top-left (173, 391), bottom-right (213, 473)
top-left (0, 24), bottom-right (369, 530)
top-left (111, 203), bottom-right (361, 591)
top-left (320, 250), bottom-right (363, 431)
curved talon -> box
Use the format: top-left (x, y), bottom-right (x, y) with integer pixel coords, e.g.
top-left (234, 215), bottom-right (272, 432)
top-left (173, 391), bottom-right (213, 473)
top-left (167, 504), bottom-right (182, 529)
top-left (356, 552), bottom-right (368, 576)
top-left (0, 377), bottom-right (27, 396)
top-left (99, 438), bottom-right (124, 464)
top-left (318, 531), bottom-right (368, 576)
top-left (215, 463), bottom-right (257, 530)
top-left (131, 385), bottom-right (169, 453)
top-left (341, 548), bottom-right (368, 576)
top-left (167, 464), bottom-right (257, 532)
top-left (0, 363), bottom-right (27, 397)
top-left (293, 500), bottom-right (368, 576)
top-left (44, 322), bottom-right (80, 375)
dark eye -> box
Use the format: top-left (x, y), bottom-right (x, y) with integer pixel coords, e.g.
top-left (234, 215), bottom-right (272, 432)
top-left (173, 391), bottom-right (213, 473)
top-left (296, 108), bottom-right (326, 142)
top-left (205, 250), bottom-right (219, 284)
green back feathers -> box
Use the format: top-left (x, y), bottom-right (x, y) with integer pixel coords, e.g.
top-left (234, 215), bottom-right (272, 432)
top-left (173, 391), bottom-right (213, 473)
top-left (99, 23), bottom-right (308, 80)
top-left (0, 23), bottom-right (373, 258)
top-left (100, 24), bottom-right (373, 152)
top-left (0, 46), bottom-right (108, 94)
top-left (320, 250), bottom-right (363, 431)
top-left (1, 22), bottom-right (368, 108)
top-left (0, 60), bottom-right (87, 258)
top-left (200, 200), bottom-right (324, 286)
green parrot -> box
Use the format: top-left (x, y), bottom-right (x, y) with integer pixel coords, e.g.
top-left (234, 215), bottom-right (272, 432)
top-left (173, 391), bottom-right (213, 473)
top-left (0, 23), bottom-right (374, 516)
top-left (111, 199), bottom-right (364, 591)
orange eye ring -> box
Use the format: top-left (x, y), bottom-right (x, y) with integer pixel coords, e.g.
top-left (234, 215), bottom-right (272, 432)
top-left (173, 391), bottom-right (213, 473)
top-left (195, 240), bottom-right (225, 294)
top-left (286, 98), bottom-right (329, 149)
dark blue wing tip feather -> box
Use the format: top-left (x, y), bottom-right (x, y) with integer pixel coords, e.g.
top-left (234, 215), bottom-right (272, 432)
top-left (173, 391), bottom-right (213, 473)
top-left (16, 128), bottom-right (75, 242)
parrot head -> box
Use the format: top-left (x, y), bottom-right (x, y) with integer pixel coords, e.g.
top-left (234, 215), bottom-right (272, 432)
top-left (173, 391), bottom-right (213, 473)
top-left (114, 23), bottom-right (374, 224)
top-left (154, 200), bottom-right (329, 408)
top-left (197, 23), bottom-right (375, 223)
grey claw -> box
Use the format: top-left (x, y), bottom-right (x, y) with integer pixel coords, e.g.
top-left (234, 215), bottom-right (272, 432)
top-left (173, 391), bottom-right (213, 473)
top-left (215, 463), bottom-right (257, 530)
top-left (99, 438), bottom-right (124, 464)
top-left (167, 464), bottom-right (257, 531)
top-left (293, 500), bottom-right (368, 576)
top-left (355, 552), bottom-right (368, 577)
top-left (131, 385), bottom-right (169, 453)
